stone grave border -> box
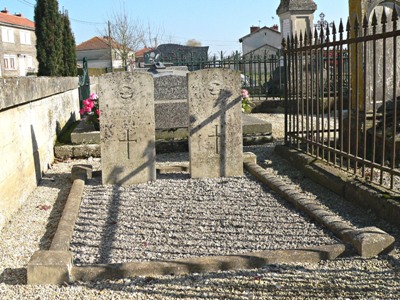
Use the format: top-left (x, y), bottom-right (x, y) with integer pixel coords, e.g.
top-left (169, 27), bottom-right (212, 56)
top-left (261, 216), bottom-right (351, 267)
top-left (27, 152), bottom-right (396, 284)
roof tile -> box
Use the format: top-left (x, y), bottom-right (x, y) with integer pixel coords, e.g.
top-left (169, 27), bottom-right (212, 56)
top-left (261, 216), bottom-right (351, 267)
top-left (0, 12), bottom-right (34, 28)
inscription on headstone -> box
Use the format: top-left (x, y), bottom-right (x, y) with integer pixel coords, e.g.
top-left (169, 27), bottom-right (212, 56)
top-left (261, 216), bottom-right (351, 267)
top-left (99, 72), bottom-right (156, 185)
top-left (188, 69), bottom-right (243, 178)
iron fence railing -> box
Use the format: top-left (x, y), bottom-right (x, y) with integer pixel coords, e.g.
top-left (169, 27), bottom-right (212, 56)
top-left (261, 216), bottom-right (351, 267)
top-left (162, 51), bottom-right (286, 100)
top-left (284, 8), bottom-right (400, 191)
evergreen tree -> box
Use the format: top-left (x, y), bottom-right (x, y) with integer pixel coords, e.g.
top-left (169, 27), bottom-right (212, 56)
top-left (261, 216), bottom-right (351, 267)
top-left (61, 12), bottom-right (77, 76)
top-left (34, 0), bottom-right (63, 76)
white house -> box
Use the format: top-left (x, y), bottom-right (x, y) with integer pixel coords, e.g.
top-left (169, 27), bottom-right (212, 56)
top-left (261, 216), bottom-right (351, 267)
top-left (76, 36), bottom-right (135, 70)
top-left (239, 25), bottom-right (282, 58)
top-left (0, 8), bottom-right (38, 77)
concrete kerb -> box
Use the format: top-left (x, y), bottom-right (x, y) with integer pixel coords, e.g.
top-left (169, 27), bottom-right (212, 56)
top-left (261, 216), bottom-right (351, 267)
top-left (27, 164), bottom-right (92, 285)
top-left (250, 145), bottom-right (397, 257)
top-left (70, 244), bottom-right (345, 282)
top-left (244, 161), bottom-right (395, 257)
top-left (275, 145), bottom-right (400, 227)
top-left (26, 153), bottom-right (345, 285)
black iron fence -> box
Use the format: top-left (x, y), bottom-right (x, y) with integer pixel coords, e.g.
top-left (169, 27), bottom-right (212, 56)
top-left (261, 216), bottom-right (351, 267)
top-left (284, 8), bottom-right (400, 190)
top-left (163, 51), bottom-right (285, 100)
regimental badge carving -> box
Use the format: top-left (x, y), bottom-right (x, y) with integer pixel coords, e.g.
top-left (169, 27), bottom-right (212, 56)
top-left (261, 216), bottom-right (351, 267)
top-left (120, 86), bottom-right (134, 100)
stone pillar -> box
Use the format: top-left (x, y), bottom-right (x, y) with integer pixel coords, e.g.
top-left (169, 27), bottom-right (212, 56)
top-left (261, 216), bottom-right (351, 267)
top-left (276, 0), bottom-right (317, 39)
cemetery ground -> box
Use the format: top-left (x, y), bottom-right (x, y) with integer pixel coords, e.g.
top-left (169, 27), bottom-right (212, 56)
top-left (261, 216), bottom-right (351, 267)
top-left (1, 114), bottom-right (400, 299)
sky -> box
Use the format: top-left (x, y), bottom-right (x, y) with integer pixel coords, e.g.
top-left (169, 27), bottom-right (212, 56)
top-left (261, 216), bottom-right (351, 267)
top-left (2, 0), bottom-right (349, 55)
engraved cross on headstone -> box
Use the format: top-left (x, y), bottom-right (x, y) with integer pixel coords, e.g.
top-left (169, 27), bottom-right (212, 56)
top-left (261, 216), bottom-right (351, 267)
top-left (119, 129), bottom-right (138, 159)
top-left (208, 125), bottom-right (222, 154)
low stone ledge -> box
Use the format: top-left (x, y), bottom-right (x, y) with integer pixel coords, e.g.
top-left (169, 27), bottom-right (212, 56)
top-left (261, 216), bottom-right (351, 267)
top-left (243, 152), bottom-right (257, 164)
top-left (55, 144), bottom-right (101, 159)
top-left (0, 77), bottom-right (78, 111)
top-left (244, 161), bottom-right (395, 258)
top-left (349, 227), bottom-right (395, 257)
top-left (71, 244), bottom-right (345, 282)
top-left (50, 165), bottom-right (91, 251)
top-left (27, 250), bottom-right (73, 285)
top-left (275, 145), bottom-right (400, 227)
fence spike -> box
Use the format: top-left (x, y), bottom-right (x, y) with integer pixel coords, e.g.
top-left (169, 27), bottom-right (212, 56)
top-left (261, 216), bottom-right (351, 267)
top-left (392, 5), bottom-right (398, 22)
top-left (363, 13), bottom-right (369, 29)
top-left (309, 28), bottom-right (314, 44)
top-left (294, 32), bottom-right (299, 47)
top-left (304, 30), bottom-right (308, 45)
top-left (320, 24), bottom-right (325, 39)
top-left (372, 10), bottom-right (378, 27)
top-left (325, 24), bottom-right (330, 42)
top-left (346, 17), bottom-right (351, 33)
top-left (314, 26), bottom-right (319, 43)
top-left (299, 30), bottom-right (303, 46)
top-left (332, 21), bottom-right (337, 35)
top-left (339, 18), bottom-right (344, 36)
top-left (354, 15), bottom-right (360, 32)
top-left (381, 7), bottom-right (387, 25)
top-left (282, 37), bottom-right (287, 50)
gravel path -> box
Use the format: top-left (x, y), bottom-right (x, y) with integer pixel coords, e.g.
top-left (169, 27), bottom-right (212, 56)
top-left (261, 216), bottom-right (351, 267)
top-left (1, 113), bottom-right (400, 299)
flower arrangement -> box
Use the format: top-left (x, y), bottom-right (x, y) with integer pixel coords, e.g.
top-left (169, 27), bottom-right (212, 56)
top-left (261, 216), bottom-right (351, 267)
top-left (241, 89), bottom-right (252, 113)
top-left (80, 93), bottom-right (100, 130)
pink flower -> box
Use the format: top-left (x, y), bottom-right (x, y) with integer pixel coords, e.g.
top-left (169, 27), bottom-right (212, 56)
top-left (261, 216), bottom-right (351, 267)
top-left (89, 93), bottom-right (98, 100)
top-left (79, 108), bottom-right (85, 115)
top-left (84, 105), bottom-right (92, 112)
top-left (96, 109), bottom-right (100, 116)
top-left (242, 89), bottom-right (249, 98)
top-left (83, 99), bottom-right (90, 106)
top-left (88, 100), bottom-right (95, 108)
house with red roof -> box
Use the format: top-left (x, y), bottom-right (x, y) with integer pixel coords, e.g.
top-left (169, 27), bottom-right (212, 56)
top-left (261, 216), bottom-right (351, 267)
top-left (0, 7), bottom-right (38, 77)
top-left (76, 36), bottom-right (136, 70)
top-left (239, 25), bottom-right (282, 58)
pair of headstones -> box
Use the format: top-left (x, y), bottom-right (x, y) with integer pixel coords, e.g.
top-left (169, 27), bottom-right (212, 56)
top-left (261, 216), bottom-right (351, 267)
top-left (98, 69), bottom-right (243, 185)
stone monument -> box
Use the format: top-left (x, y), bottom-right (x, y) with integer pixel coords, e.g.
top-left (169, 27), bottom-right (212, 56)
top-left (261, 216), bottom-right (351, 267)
top-left (188, 69), bottom-right (243, 178)
top-left (277, 0), bottom-right (317, 38)
top-left (98, 72), bottom-right (156, 185)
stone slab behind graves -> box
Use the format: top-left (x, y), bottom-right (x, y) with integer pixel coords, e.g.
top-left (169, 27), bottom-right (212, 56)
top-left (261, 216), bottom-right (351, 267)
top-left (188, 69), bottom-right (243, 178)
top-left (99, 72), bottom-right (156, 185)
top-left (153, 72), bottom-right (188, 129)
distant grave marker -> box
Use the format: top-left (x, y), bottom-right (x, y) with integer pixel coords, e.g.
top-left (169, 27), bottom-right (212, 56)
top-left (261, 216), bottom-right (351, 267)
top-left (99, 72), bottom-right (156, 185)
top-left (188, 69), bottom-right (243, 178)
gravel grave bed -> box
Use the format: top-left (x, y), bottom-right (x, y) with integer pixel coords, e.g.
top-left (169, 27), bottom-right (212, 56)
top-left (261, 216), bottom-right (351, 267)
top-left (70, 170), bottom-right (339, 265)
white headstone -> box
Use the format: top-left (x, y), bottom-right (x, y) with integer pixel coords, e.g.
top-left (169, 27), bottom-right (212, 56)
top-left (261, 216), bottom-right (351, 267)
top-left (99, 72), bottom-right (156, 185)
top-left (188, 69), bottom-right (243, 178)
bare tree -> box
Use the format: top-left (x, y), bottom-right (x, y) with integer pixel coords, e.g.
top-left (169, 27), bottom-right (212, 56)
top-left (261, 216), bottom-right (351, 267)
top-left (105, 5), bottom-right (144, 68)
top-left (142, 21), bottom-right (165, 49)
top-left (186, 39), bottom-right (202, 47)
top-left (103, 6), bottom-right (166, 68)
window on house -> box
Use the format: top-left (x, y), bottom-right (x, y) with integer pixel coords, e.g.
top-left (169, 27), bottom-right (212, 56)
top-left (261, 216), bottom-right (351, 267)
top-left (20, 30), bottom-right (31, 45)
top-left (1, 27), bottom-right (15, 43)
top-left (3, 55), bottom-right (17, 70)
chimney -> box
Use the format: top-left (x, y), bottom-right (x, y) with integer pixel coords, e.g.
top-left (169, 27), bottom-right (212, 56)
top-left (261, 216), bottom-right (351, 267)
top-left (15, 13), bottom-right (23, 17)
top-left (271, 24), bottom-right (279, 31)
top-left (1, 8), bottom-right (8, 14)
top-left (250, 26), bottom-right (260, 33)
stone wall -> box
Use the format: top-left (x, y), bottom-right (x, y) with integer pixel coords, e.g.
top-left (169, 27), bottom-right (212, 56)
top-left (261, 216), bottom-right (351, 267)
top-left (0, 77), bottom-right (80, 230)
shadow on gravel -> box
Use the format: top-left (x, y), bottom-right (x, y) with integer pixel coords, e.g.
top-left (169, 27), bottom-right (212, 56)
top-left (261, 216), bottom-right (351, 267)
top-left (0, 268), bottom-right (26, 285)
top-left (38, 171), bottom-right (72, 250)
top-left (77, 261), bottom-right (400, 299)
